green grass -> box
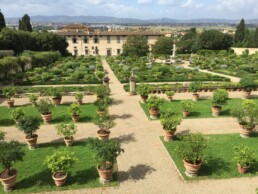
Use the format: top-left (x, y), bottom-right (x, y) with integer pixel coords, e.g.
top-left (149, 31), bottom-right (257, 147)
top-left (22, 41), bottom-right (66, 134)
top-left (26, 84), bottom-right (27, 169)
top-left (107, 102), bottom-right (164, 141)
top-left (3, 141), bottom-right (118, 194)
top-left (161, 133), bottom-right (258, 181)
top-left (140, 98), bottom-right (258, 119)
top-left (0, 103), bottom-right (97, 126)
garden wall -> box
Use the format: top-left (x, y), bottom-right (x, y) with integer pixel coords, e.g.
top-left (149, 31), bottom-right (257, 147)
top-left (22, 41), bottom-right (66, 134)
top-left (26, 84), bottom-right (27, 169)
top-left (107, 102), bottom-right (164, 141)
top-left (232, 47), bottom-right (258, 55)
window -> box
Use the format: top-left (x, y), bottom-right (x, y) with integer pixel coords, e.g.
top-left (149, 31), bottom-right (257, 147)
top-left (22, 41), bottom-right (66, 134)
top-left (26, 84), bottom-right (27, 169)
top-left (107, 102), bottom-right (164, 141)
top-left (107, 36), bottom-right (111, 43)
top-left (85, 49), bottom-right (89, 55)
top-left (94, 37), bottom-right (99, 44)
top-left (117, 49), bottom-right (121, 55)
top-left (95, 47), bottom-right (99, 55)
top-left (74, 49), bottom-right (78, 56)
top-left (117, 36), bottom-right (120, 44)
top-left (83, 37), bottom-right (88, 44)
top-left (72, 37), bottom-right (77, 44)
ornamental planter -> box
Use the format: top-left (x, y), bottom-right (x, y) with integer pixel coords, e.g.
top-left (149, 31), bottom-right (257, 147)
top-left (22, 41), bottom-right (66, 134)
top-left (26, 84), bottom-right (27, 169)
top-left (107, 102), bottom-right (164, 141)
top-left (64, 137), bottom-right (74, 147)
top-left (97, 129), bottom-right (110, 140)
top-left (242, 90), bottom-right (251, 99)
top-left (52, 97), bottom-right (62, 106)
top-left (183, 160), bottom-right (202, 177)
top-left (148, 108), bottom-right (159, 120)
top-left (182, 111), bottom-right (190, 117)
top-left (0, 169), bottom-right (17, 192)
top-left (239, 124), bottom-right (255, 138)
top-left (192, 93), bottom-right (199, 101)
top-left (163, 129), bottom-right (176, 141)
top-left (237, 164), bottom-right (250, 174)
top-left (140, 95), bottom-right (148, 103)
top-left (211, 106), bottom-right (221, 116)
top-left (7, 100), bottom-right (14, 108)
top-left (52, 172), bottom-right (67, 187)
top-left (41, 113), bottom-right (52, 123)
top-left (97, 165), bottom-right (113, 183)
top-left (72, 115), bottom-right (79, 122)
top-left (25, 134), bottom-right (38, 150)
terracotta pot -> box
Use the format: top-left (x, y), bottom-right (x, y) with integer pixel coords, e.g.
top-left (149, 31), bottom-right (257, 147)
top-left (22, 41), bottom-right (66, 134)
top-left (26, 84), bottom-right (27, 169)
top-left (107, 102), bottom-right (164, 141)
top-left (97, 129), bottom-right (110, 140)
top-left (97, 165), bottom-right (113, 183)
top-left (0, 169), bottom-right (17, 192)
top-left (192, 93), bottom-right (199, 102)
top-left (182, 111), bottom-right (190, 117)
top-left (148, 108), bottom-right (159, 120)
top-left (211, 106), bottom-right (221, 116)
top-left (52, 97), bottom-right (62, 105)
top-left (76, 100), bottom-right (82, 105)
top-left (52, 172), bottom-right (67, 187)
top-left (237, 164), bottom-right (250, 174)
top-left (25, 134), bottom-right (38, 150)
top-left (72, 115), bottom-right (79, 122)
top-left (7, 99), bottom-right (14, 108)
top-left (41, 113), bottom-right (52, 123)
top-left (242, 90), bottom-right (251, 99)
top-left (64, 137), bottom-right (74, 146)
top-left (239, 124), bottom-right (255, 138)
top-left (168, 96), bottom-right (173, 102)
top-left (183, 160), bottom-right (202, 177)
top-left (140, 95), bottom-right (148, 103)
top-left (163, 129), bottom-right (176, 141)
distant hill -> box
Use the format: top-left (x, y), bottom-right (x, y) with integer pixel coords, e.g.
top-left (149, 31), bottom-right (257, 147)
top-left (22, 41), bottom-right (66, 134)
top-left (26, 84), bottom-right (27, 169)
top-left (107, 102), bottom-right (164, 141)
top-left (5, 15), bottom-right (258, 24)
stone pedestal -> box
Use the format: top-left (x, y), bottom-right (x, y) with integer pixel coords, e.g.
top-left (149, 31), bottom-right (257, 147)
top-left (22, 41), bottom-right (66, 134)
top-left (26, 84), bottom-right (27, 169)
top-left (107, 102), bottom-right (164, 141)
top-left (129, 73), bottom-right (136, 95)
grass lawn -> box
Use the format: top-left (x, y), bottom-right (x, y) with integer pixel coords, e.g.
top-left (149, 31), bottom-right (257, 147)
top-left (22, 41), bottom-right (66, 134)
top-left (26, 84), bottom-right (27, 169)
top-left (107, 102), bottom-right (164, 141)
top-left (161, 133), bottom-right (258, 181)
top-left (0, 103), bottom-right (97, 126)
top-left (6, 141), bottom-right (117, 194)
top-left (141, 98), bottom-right (258, 119)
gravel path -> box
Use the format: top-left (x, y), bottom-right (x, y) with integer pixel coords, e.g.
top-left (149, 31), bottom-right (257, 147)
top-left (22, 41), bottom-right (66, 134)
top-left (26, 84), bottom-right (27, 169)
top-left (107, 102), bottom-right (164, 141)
top-left (0, 59), bottom-right (257, 194)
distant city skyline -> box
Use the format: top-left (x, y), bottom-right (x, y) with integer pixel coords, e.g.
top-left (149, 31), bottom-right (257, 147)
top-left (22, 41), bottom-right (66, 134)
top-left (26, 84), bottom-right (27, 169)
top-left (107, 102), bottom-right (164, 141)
top-left (1, 0), bottom-right (258, 20)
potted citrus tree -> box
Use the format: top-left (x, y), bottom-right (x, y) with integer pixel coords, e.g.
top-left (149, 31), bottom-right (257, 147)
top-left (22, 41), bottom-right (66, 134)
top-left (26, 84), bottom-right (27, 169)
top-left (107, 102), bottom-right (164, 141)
top-left (17, 116), bottom-right (41, 150)
top-left (95, 116), bottom-right (115, 140)
top-left (165, 91), bottom-right (175, 102)
top-left (181, 100), bottom-right (194, 117)
top-left (239, 76), bottom-right (257, 99)
top-left (9, 108), bottom-right (25, 124)
top-left (94, 99), bottom-right (109, 117)
top-left (86, 138), bottom-right (124, 183)
top-left (3, 87), bottom-right (15, 108)
top-left (56, 123), bottom-right (77, 146)
top-left (233, 145), bottom-right (256, 174)
top-left (49, 88), bottom-right (63, 106)
top-left (44, 150), bottom-right (78, 187)
top-left (94, 85), bottom-right (109, 101)
top-left (36, 98), bottom-right (54, 123)
top-left (0, 140), bottom-right (25, 192)
top-left (28, 94), bottom-right (38, 107)
top-left (146, 96), bottom-right (165, 119)
top-left (74, 93), bottom-right (84, 105)
top-left (231, 100), bottom-right (258, 137)
top-left (189, 81), bottom-right (202, 101)
top-left (175, 133), bottom-right (207, 177)
top-left (211, 89), bottom-right (228, 116)
top-left (137, 83), bottom-right (152, 103)
top-left (160, 109), bottom-right (182, 141)
top-left (68, 103), bottom-right (81, 122)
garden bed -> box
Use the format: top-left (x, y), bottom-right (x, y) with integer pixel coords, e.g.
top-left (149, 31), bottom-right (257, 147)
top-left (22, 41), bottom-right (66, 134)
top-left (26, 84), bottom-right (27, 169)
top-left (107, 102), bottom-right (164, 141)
top-left (161, 133), bottom-right (258, 181)
top-left (9, 141), bottom-right (118, 193)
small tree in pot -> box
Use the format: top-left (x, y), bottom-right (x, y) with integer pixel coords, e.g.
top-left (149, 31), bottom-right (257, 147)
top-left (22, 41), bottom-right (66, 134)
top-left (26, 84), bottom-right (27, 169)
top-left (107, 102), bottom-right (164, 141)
top-left (36, 98), bottom-right (54, 123)
top-left (94, 99), bottom-right (109, 117)
top-left (28, 94), bottom-right (38, 107)
top-left (44, 151), bottom-right (78, 187)
top-left (146, 96), bottom-right (165, 119)
top-left (3, 87), bottom-right (15, 108)
top-left (56, 123), bottom-right (77, 146)
top-left (74, 93), bottom-right (84, 105)
top-left (181, 100), bottom-right (194, 117)
top-left (94, 85), bottom-right (109, 101)
top-left (95, 116), bottom-right (115, 140)
top-left (17, 116), bottom-right (41, 150)
top-left (85, 138), bottom-right (124, 183)
top-left (137, 83), bottom-right (152, 103)
top-left (0, 141), bottom-right (25, 192)
top-left (48, 88), bottom-right (63, 106)
top-left (68, 103), bottom-right (81, 122)
top-left (9, 108), bottom-right (25, 124)
top-left (231, 100), bottom-right (258, 138)
top-left (211, 89), bottom-right (228, 116)
top-left (233, 145), bottom-right (256, 174)
top-left (189, 81), bottom-right (202, 101)
top-left (175, 133), bottom-right (207, 177)
top-left (239, 76), bottom-right (257, 99)
top-left (165, 91), bottom-right (175, 102)
top-left (160, 109), bottom-right (182, 141)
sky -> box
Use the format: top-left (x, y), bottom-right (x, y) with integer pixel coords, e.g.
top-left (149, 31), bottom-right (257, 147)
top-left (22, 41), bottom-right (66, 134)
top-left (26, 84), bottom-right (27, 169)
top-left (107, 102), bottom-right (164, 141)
top-left (1, 0), bottom-right (258, 20)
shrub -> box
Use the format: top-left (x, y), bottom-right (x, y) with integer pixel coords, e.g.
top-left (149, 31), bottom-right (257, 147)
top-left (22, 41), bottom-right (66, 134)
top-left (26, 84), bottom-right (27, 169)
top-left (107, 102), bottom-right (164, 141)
top-left (189, 81), bottom-right (202, 93)
top-left (56, 123), bottom-right (77, 140)
top-left (165, 91), bottom-right (175, 97)
top-left (181, 100), bottom-right (194, 112)
top-left (17, 116), bottom-right (41, 138)
top-left (36, 98), bottom-right (54, 114)
top-left (94, 85), bottom-right (109, 98)
top-left (74, 93), bottom-right (83, 101)
top-left (239, 76), bottom-right (257, 91)
top-left (3, 87), bottom-right (15, 100)
top-left (9, 108), bottom-right (25, 121)
top-left (160, 109), bottom-right (182, 131)
top-left (234, 146), bottom-right (256, 167)
top-left (28, 94), bottom-right (38, 103)
top-left (212, 88), bottom-right (229, 107)
top-left (67, 103), bottom-right (81, 116)
top-left (94, 116), bottom-right (115, 132)
top-left (137, 83), bottom-right (152, 96)
top-left (146, 96), bottom-right (165, 110)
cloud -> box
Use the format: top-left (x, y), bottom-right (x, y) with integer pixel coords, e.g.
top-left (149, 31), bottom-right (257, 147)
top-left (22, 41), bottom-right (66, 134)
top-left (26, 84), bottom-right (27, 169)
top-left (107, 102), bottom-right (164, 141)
top-left (181, 0), bottom-right (203, 8)
top-left (158, 0), bottom-right (179, 5)
top-left (137, 0), bottom-right (152, 5)
top-left (216, 0), bottom-right (258, 13)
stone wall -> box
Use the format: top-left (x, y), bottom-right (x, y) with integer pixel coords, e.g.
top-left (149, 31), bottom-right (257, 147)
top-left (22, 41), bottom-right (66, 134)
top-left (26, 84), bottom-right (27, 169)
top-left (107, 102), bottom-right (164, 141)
top-left (231, 47), bottom-right (258, 55)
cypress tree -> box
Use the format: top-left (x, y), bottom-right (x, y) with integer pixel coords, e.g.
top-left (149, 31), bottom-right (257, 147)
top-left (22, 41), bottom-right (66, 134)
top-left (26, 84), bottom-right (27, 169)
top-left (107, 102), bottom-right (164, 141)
top-left (0, 9), bottom-right (6, 31)
top-left (235, 19), bottom-right (245, 45)
top-left (18, 14), bottom-right (32, 32)
top-left (253, 28), bottom-right (258, 48)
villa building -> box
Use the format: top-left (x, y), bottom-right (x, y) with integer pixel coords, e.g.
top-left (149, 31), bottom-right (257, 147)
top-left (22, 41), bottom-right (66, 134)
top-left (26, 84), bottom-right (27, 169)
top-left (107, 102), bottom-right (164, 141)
top-left (56, 24), bottom-right (168, 56)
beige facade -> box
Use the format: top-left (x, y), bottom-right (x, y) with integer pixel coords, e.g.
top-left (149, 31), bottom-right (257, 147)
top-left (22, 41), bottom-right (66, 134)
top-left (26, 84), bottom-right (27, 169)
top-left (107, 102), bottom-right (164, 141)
top-left (57, 24), bottom-right (167, 56)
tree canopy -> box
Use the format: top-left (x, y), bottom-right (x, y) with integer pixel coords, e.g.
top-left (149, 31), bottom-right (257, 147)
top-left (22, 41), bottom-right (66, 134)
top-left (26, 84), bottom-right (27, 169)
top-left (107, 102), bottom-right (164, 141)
top-left (152, 36), bottom-right (174, 56)
top-left (19, 14), bottom-right (32, 32)
top-left (122, 35), bottom-right (149, 57)
top-left (0, 9), bottom-right (6, 31)
top-left (234, 19), bottom-right (245, 46)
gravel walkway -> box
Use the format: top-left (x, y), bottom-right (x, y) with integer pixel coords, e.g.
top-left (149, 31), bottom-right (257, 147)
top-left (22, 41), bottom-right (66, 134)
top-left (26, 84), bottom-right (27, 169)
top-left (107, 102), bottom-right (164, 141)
top-left (0, 59), bottom-right (257, 194)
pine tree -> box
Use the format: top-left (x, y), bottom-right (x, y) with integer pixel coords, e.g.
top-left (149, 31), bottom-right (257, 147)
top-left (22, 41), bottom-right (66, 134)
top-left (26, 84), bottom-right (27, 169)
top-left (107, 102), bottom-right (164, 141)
top-left (235, 19), bottom-right (245, 45)
top-left (18, 14), bottom-right (32, 32)
top-left (0, 9), bottom-right (6, 31)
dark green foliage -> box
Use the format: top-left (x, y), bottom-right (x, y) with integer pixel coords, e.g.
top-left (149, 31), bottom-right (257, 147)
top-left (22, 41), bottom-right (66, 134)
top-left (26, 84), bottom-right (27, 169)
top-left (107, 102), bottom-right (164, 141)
top-left (253, 28), bottom-right (258, 47)
top-left (235, 19), bottom-right (246, 45)
top-left (122, 35), bottom-right (149, 57)
top-left (17, 116), bottom-right (41, 138)
top-left (0, 9), bottom-right (6, 31)
top-left (177, 28), bottom-right (197, 53)
top-left (152, 37), bottom-right (174, 56)
top-left (19, 14), bottom-right (32, 32)
top-left (239, 76), bottom-right (257, 91)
